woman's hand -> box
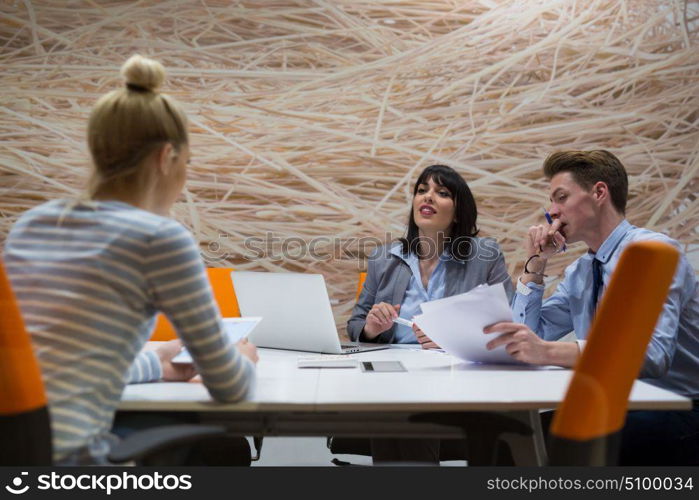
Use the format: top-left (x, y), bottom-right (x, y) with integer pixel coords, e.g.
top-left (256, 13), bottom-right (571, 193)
top-left (236, 337), bottom-right (259, 364)
top-left (156, 339), bottom-right (197, 381)
top-left (363, 302), bottom-right (400, 339)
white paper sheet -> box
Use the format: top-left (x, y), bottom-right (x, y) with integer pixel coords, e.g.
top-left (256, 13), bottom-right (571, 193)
top-left (172, 317), bottom-right (262, 364)
top-left (413, 283), bottom-right (520, 364)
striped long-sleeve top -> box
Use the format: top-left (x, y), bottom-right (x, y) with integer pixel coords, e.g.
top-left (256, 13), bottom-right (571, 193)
top-left (3, 199), bottom-right (255, 464)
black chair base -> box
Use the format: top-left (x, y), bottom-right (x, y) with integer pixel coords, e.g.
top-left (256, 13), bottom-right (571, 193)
top-left (0, 407), bottom-right (53, 465)
top-left (109, 425), bottom-right (251, 466)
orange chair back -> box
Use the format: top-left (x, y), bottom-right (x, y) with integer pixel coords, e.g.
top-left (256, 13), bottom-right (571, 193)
top-left (150, 267), bottom-right (240, 341)
top-left (0, 260), bottom-right (47, 415)
top-left (0, 260), bottom-right (53, 465)
top-left (356, 272), bottom-right (367, 301)
top-left (550, 241), bottom-right (679, 441)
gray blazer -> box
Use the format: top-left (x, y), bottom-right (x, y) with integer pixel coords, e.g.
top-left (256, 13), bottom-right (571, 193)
top-left (347, 237), bottom-right (515, 343)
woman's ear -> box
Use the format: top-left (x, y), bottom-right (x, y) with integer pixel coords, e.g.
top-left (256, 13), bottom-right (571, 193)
top-left (155, 143), bottom-right (176, 175)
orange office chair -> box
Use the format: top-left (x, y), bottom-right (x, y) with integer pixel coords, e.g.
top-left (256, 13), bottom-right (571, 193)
top-left (0, 260), bottom-right (52, 465)
top-left (151, 267), bottom-right (240, 341)
top-left (547, 240), bottom-right (679, 465)
top-left (410, 240), bottom-right (680, 465)
top-left (355, 272), bottom-right (367, 301)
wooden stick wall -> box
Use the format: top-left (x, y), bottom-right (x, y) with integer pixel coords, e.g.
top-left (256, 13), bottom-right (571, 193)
top-left (1, 1), bottom-right (697, 334)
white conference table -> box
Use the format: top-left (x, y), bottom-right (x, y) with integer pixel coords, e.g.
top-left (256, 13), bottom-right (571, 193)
top-left (120, 346), bottom-right (691, 465)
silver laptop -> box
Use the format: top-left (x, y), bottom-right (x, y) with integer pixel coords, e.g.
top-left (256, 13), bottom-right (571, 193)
top-left (231, 271), bottom-right (389, 354)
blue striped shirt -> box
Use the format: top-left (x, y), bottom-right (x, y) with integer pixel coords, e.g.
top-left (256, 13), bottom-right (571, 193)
top-left (4, 199), bottom-right (255, 464)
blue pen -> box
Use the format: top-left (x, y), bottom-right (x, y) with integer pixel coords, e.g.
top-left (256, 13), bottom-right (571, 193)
top-left (543, 209), bottom-right (566, 252)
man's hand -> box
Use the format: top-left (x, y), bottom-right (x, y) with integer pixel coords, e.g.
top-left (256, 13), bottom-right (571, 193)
top-left (483, 322), bottom-right (578, 367)
top-left (525, 220), bottom-right (566, 260)
top-left (414, 323), bottom-right (440, 349)
top-left (521, 221), bottom-right (566, 284)
top-left (363, 302), bottom-right (400, 338)
top-left (156, 339), bottom-right (197, 381)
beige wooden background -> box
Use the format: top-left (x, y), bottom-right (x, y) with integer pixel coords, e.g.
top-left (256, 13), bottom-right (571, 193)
top-left (1, 1), bottom-right (697, 335)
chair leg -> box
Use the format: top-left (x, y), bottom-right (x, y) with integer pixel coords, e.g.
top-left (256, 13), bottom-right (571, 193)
top-left (251, 436), bottom-right (264, 461)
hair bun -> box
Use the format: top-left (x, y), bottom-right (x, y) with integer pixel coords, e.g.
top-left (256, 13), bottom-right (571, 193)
top-left (120, 54), bottom-right (165, 92)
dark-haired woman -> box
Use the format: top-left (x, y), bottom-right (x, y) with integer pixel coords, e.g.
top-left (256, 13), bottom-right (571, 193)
top-left (348, 164), bottom-right (514, 347)
top-left (346, 164), bottom-right (514, 464)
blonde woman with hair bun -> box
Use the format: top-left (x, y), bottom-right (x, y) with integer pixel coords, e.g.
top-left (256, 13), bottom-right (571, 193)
top-left (121, 53), bottom-right (166, 91)
top-left (87, 54), bottom-right (189, 212)
top-left (4, 55), bottom-right (258, 465)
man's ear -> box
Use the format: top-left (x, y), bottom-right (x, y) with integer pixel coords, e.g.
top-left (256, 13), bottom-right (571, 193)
top-left (593, 181), bottom-right (608, 204)
top-left (155, 143), bottom-right (176, 175)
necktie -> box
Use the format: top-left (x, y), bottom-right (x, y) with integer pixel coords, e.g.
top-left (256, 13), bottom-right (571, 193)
top-left (591, 257), bottom-right (603, 313)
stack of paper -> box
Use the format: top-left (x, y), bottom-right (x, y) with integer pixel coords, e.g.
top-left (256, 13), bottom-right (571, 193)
top-left (413, 283), bottom-right (519, 364)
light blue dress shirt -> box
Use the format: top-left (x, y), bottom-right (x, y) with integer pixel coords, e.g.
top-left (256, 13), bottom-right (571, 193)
top-left (512, 220), bottom-right (699, 399)
top-left (390, 245), bottom-right (450, 343)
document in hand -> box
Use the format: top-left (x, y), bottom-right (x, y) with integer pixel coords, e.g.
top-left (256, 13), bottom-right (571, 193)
top-left (413, 283), bottom-right (519, 364)
top-left (172, 317), bottom-right (262, 365)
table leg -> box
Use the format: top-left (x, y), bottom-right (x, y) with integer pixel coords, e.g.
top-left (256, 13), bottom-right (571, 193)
top-left (500, 410), bottom-right (548, 466)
